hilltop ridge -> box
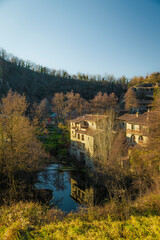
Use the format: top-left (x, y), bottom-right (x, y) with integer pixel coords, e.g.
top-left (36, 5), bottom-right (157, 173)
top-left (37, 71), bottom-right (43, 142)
top-left (0, 56), bottom-right (125, 103)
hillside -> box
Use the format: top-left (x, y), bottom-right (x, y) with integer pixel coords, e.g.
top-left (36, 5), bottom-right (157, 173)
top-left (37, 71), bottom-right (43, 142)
top-left (0, 57), bottom-right (125, 103)
top-left (129, 72), bottom-right (160, 87)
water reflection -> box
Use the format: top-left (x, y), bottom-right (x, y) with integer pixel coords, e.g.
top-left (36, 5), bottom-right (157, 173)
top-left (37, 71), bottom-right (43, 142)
top-left (34, 164), bottom-right (107, 212)
top-left (71, 178), bottom-right (94, 206)
top-left (35, 164), bottom-right (80, 212)
top-left (71, 172), bottom-right (107, 207)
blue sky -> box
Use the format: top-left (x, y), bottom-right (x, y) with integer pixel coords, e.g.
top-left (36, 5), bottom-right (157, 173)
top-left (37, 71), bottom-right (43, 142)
top-left (0, 0), bottom-right (160, 79)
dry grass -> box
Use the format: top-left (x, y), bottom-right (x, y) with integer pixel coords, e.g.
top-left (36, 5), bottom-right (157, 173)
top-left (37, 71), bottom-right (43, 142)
top-left (0, 193), bottom-right (160, 240)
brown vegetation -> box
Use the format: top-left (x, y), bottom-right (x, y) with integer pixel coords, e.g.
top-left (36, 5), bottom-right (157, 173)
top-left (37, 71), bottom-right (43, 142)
top-left (0, 90), bottom-right (47, 200)
top-left (52, 91), bottom-right (118, 121)
top-left (129, 72), bottom-right (160, 87)
top-left (123, 87), bottom-right (138, 111)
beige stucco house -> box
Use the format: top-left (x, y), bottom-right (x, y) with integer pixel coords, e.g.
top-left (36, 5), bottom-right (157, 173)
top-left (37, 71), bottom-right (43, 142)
top-left (69, 114), bottom-right (107, 167)
top-left (118, 112), bottom-right (149, 146)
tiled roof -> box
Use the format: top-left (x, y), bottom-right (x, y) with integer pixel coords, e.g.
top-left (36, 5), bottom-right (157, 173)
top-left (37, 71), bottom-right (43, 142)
top-left (117, 113), bottom-right (149, 125)
top-left (70, 114), bottom-right (108, 123)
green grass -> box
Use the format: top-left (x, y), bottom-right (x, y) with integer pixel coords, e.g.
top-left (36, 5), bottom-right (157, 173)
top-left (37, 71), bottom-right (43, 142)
top-left (1, 209), bottom-right (160, 239)
top-left (42, 125), bottom-right (70, 157)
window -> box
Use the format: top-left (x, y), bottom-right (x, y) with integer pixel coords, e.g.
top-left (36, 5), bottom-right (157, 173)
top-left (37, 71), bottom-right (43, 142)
top-left (131, 124), bottom-right (135, 130)
top-left (84, 121), bottom-right (88, 127)
top-left (78, 134), bottom-right (80, 139)
top-left (131, 134), bottom-right (135, 143)
top-left (82, 135), bottom-right (84, 141)
top-left (139, 135), bottom-right (143, 141)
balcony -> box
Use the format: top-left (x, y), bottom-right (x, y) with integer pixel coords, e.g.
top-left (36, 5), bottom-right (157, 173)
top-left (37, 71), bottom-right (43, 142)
top-left (127, 128), bottom-right (148, 136)
top-left (127, 129), bottom-right (142, 135)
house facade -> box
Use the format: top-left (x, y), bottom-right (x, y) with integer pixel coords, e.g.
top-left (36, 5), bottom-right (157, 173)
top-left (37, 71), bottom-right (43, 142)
top-left (69, 114), bottom-right (107, 167)
top-left (118, 112), bottom-right (149, 146)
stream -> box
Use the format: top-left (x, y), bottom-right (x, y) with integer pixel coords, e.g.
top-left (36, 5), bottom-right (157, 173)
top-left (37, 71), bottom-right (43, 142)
top-left (34, 163), bottom-right (107, 213)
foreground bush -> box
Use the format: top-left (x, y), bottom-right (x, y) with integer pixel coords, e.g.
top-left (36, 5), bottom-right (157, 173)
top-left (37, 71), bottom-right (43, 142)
top-left (0, 199), bottom-right (160, 240)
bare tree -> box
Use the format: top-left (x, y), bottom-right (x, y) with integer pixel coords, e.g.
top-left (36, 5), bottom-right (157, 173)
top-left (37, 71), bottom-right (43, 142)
top-left (124, 87), bottom-right (138, 111)
top-left (108, 92), bottom-right (118, 109)
top-left (90, 92), bottom-right (118, 113)
top-left (0, 90), bottom-right (46, 199)
top-left (94, 110), bottom-right (116, 165)
top-left (52, 92), bottom-right (66, 120)
top-left (93, 110), bottom-right (129, 203)
top-left (90, 91), bottom-right (104, 113)
top-left (31, 98), bottom-right (50, 134)
top-left (145, 90), bottom-right (160, 165)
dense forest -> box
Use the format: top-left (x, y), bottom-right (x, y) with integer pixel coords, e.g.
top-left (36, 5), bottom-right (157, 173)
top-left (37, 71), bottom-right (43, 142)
top-left (0, 48), bottom-right (127, 103)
